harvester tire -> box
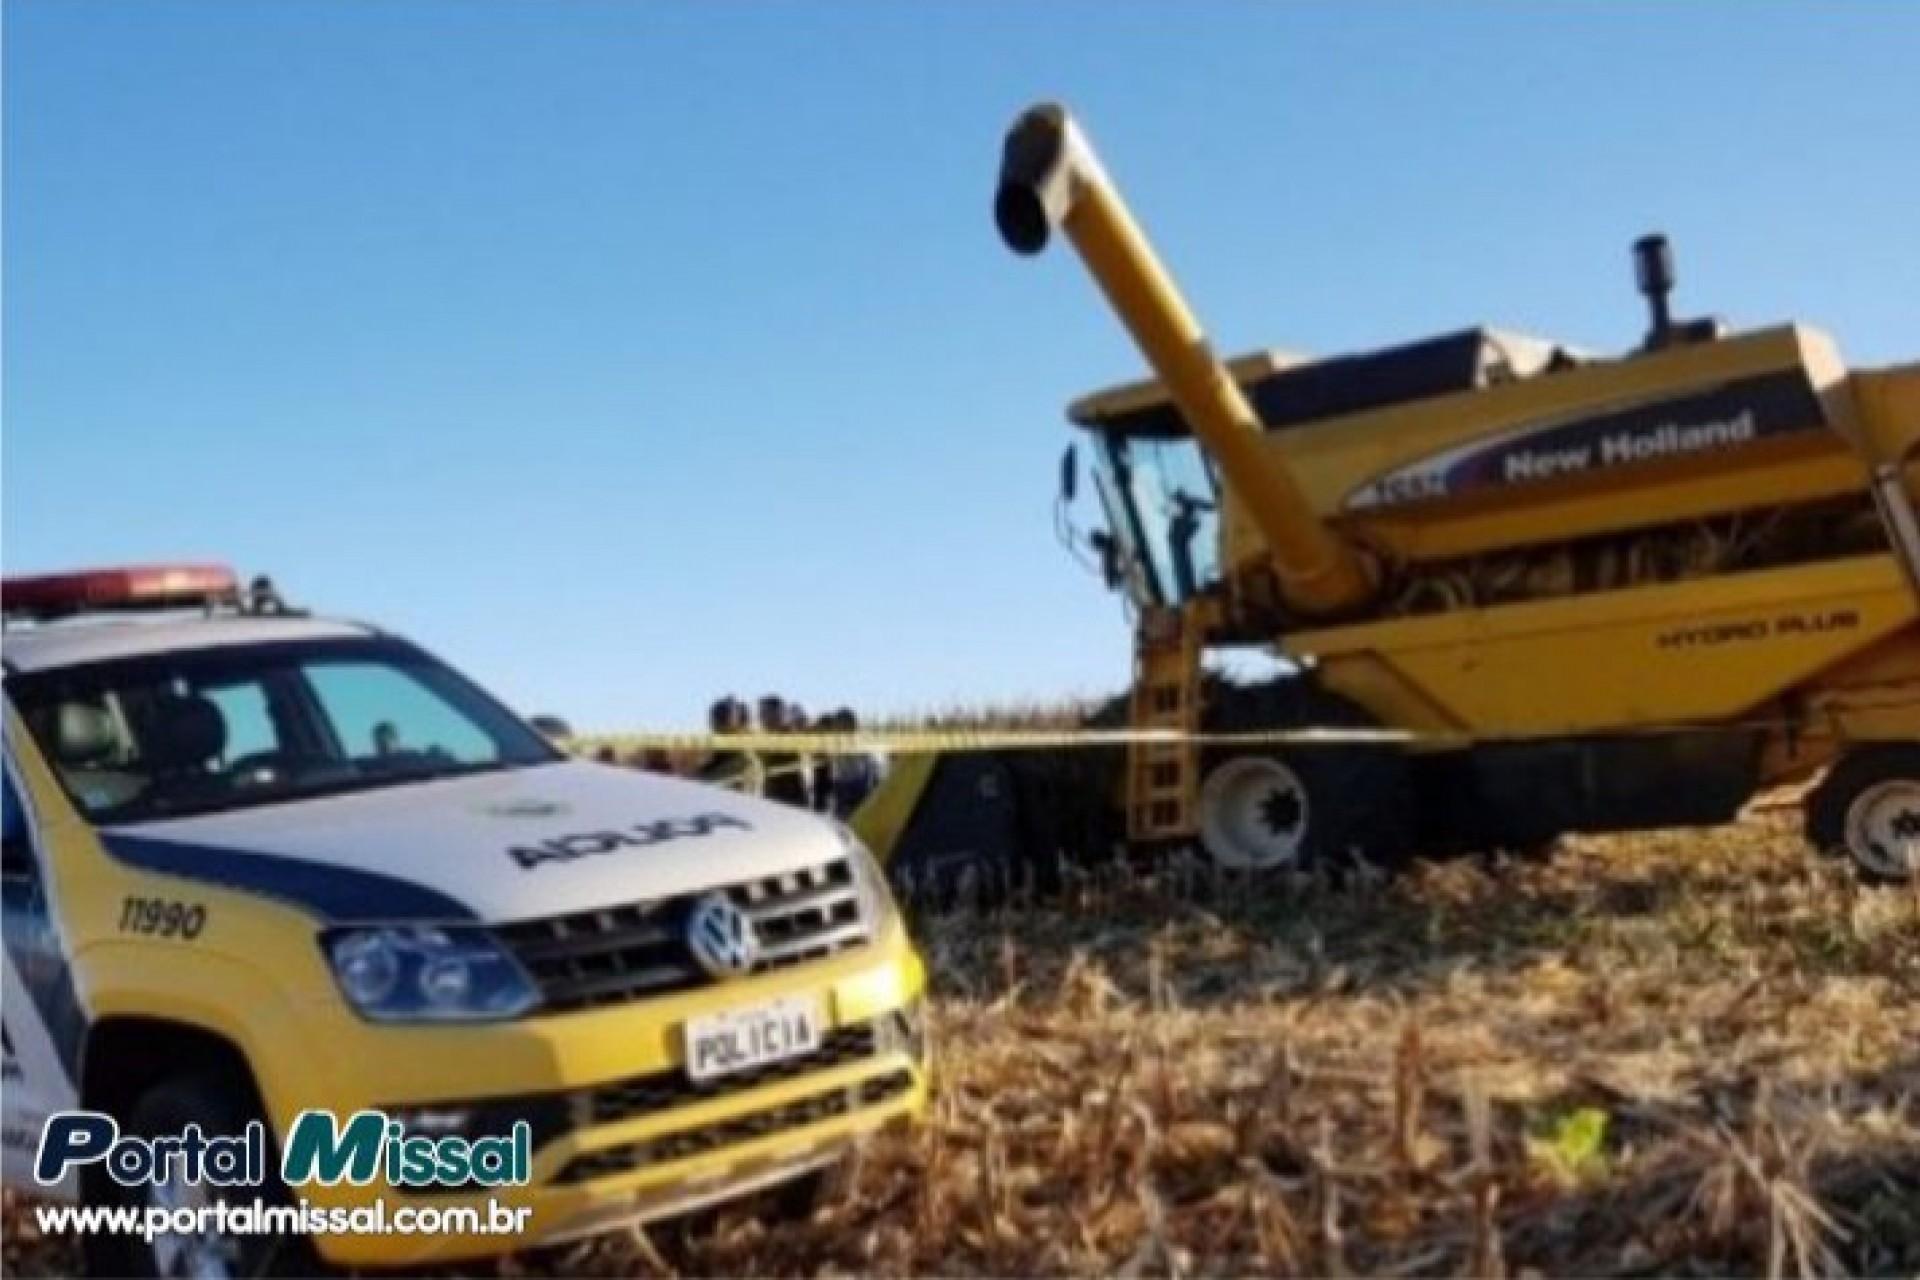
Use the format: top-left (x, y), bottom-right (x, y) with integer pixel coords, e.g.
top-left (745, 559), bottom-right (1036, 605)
top-left (1197, 678), bottom-right (1410, 875)
top-left (1804, 744), bottom-right (1920, 885)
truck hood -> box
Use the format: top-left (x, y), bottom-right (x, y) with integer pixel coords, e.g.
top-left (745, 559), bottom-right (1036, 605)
top-left (100, 762), bottom-right (848, 925)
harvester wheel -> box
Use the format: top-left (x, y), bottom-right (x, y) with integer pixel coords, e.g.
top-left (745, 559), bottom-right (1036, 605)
top-left (1197, 679), bottom-right (1410, 874)
top-left (1805, 745), bottom-right (1920, 885)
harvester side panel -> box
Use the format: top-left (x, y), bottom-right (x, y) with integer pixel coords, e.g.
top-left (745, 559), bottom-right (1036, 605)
top-left (1789, 630), bottom-right (1920, 751)
top-left (1298, 556), bottom-right (1916, 737)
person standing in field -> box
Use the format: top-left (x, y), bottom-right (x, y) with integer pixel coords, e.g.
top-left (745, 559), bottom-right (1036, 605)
top-left (698, 696), bottom-right (763, 796)
top-left (830, 709), bottom-right (886, 817)
top-left (757, 694), bottom-right (811, 808)
top-left (799, 704), bottom-right (834, 813)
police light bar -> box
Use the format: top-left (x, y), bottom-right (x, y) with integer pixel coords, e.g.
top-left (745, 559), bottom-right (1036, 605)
top-left (1, 564), bottom-right (242, 623)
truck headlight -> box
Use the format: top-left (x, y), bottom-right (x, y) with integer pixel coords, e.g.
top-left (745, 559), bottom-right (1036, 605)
top-left (840, 827), bottom-right (893, 931)
top-left (323, 926), bottom-right (541, 1023)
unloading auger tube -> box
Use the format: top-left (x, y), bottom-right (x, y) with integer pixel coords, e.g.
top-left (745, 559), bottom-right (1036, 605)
top-left (994, 102), bottom-right (1377, 618)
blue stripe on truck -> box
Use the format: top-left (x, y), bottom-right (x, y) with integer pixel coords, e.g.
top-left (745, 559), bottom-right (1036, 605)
top-left (100, 834), bottom-right (478, 924)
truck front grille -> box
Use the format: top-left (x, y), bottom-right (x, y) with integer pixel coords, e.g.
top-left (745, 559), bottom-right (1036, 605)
top-left (555, 1069), bottom-right (916, 1185)
top-left (497, 857), bottom-right (870, 1013)
top-left (397, 1008), bottom-right (922, 1197)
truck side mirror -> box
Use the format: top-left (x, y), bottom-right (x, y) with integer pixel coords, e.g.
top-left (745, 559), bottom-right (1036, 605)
top-left (1059, 444), bottom-right (1079, 504)
top-left (528, 714), bottom-right (574, 741)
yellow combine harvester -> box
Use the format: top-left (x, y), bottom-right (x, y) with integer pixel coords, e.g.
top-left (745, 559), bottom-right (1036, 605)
top-left (863, 103), bottom-right (1919, 890)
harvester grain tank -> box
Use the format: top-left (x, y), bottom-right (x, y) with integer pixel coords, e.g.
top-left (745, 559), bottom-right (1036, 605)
top-left (987, 102), bottom-right (1920, 884)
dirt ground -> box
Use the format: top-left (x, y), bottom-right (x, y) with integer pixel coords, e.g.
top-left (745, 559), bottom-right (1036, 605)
top-left (6, 812), bottom-right (1916, 1278)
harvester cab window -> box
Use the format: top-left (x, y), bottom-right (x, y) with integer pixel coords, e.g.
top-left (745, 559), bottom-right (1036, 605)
top-left (1094, 432), bottom-right (1221, 608)
top-left (1090, 461), bottom-right (1153, 607)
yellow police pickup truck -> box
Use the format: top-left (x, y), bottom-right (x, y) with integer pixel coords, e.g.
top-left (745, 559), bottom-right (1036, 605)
top-left (1, 565), bottom-right (929, 1276)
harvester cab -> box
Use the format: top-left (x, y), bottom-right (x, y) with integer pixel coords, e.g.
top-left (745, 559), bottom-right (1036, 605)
top-left (996, 101), bottom-right (1920, 885)
top-left (1061, 392), bottom-right (1226, 613)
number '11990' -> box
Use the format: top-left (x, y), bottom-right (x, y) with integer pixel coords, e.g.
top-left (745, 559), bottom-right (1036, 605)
top-left (117, 896), bottom-right (207, 940)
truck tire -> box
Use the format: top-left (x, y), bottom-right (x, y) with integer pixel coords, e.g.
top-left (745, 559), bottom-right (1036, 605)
top-left (1804, 744), bottom-right (1920, 885)
top-left (1196, 678), bottom-right (1410, 874)
top-left (83, 1071), bottom-right (323, 1279)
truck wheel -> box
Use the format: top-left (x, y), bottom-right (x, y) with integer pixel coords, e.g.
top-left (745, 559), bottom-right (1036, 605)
top-left (1804, 745), bottom-right (1920, 885)
top-left (83, 1072), bottom-right (322, 1279)
top-left (1197, 679), bottom-right (1410, 874)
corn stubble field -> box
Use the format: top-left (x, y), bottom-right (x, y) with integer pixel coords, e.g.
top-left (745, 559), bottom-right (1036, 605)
top-left (5, 812), bottom-right (1916, 1279)
top-left (621, 810), bottom-right (1918, 1280)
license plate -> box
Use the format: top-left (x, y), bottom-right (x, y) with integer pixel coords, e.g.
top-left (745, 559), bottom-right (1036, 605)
top-left (684, 996), bottom-right (823, 1082)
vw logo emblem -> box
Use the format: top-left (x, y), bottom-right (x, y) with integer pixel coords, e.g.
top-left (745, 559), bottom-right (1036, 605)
top-left (684, 893), bottom-right (760, 980)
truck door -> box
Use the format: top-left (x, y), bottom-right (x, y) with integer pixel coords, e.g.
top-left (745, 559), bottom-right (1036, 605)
top-left (2, 757), bottom-right (83, 1197)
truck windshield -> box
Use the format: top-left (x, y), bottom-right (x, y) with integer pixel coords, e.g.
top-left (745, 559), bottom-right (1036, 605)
top-left (7, 636), bottom-right (562, 825)
top-left (1092, 432), bottom-right (1221, 608)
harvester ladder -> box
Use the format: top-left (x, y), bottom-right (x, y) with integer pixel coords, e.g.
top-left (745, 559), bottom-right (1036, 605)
top-left (1127, 608), bottom-right (1204, 844)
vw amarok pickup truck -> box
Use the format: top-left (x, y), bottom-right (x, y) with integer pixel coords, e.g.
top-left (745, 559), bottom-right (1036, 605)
top-left (1, 564), bottom-right (929, 1275)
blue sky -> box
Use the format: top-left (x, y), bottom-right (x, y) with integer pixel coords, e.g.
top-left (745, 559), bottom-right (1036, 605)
top-left (6, 2), bottom-right (1917, 729)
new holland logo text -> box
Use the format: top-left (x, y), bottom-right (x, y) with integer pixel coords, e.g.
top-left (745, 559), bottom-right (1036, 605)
top-left (1352, 409), bottom-right (1770, 507)
top-left (507, 812), bottom-right (751, 869)
top-left (1342, 371), bottom-right (1823, 512)
top-left (1501, 410), bottom-right (1757, 483)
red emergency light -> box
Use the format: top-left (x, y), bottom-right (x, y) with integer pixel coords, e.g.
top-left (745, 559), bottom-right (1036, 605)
top-left (1, 564), bottom-right (242, 623)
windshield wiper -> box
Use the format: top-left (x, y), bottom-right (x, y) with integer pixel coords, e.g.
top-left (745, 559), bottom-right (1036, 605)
top-left (106, 759), bottom-right (528, 825)
top-left (387, 759), bottom-right (520, 785)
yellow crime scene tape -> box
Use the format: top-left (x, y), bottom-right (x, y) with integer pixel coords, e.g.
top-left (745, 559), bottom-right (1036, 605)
top-left (563, 696), bottom-right (1920, 758)
top-left (557, 714), bottom-right (1863, 861)
top-left (566, 726), bottom-right (1419, 756)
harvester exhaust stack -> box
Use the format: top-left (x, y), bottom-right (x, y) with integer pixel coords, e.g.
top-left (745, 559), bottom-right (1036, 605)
top-left (994, 103), bottom-right (1377, 619)
top-left (1633, 233), bottom-right (1677, 348)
